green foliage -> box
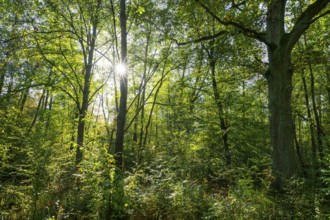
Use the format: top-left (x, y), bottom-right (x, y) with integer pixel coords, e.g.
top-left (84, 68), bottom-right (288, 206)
top-left (125, 159), bottom-right (209, 219)
top-left (203, 181), bottom-right (273, 220)
top-left (320, 152), bottom-right (330, 218)
top-left (0, 0), bottom-right (329, 219)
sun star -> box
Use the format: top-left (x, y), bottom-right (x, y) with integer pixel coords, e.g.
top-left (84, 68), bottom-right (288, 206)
top-left (115, 63), bottom-right (126, 76)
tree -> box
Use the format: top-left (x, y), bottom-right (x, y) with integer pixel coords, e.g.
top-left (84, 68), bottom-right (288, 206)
top-left (194, 0), bottom-right (329, 179)
top-left (115, 0), bottom-right (128, 170)
top-left (110, 0), bottom-right (128, 218)
top-left (1, 0), bottom-right (330, 218)
top-left (34, 0), bottom-right (104, 165)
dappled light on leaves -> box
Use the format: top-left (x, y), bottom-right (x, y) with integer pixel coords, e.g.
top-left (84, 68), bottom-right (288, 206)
top-left (0, 0), bottom-right (329, 219)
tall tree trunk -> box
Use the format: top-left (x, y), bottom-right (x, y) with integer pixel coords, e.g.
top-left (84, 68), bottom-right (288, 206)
top-left (45, 95), bottom-right (53, 133)
top-left (27, 90), bottom-right (45, 135)
top-left (6, 74), bottom-right (13, 104)
top-left (76, 50), bottom-right (93, 164)
top-left (198, 0), bottom-right (329, 177)
top-left (111, 1), bottom-right (128, 218)
top-left (210, 60), bottom-right (231, 166)
top-left (19, 87), bottom-right (30, 113)
top-left (266, 48), bottom-right (299, 178)
top-left (293, 119), bottom-right (305, 171)
top-left (263, 0), bottom-right (327, 179)
top-left (137, 32), bottom-right (152, 162)
top-left (0, 68), bottom-right (5, 96)
top-left (114, 0), bottom-right (128, 170)
top-left (75, 1), bottom-right (100, 165)
top-left (326, 68), bottom-right (330, 108)
top-left (143, 67), bottom-right (167, 149)
top-left (301, 69), bottom-right (317, 172)
top-left (308, 61), bottom-right (324, 162)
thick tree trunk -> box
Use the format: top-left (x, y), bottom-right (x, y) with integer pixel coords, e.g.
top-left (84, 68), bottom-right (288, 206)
top-left (198, 0), bottom-right (328, 180)
top-left (267, 49), bottom-right (299, 178)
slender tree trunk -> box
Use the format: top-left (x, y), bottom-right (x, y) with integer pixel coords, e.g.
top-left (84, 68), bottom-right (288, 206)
top-left (137, 32), bottom-right (150, 161)
top-left (6, 74), bottom-right (13, 104)
top-left (76, 51), bottom-right (94, 164)
top-left (326, 68), bottom-right (330, 108)
top-left (210, 60), bottom-right (231, 166)
top-left (27, 90), bottom-right (45, 135)
top-left (138, 83), bottom-right (145, 162)
top-left (45, 95), bottom-right (53, 133)
top-left (108, 1), bottom-right (128, 218)
top-left (133, 108), bottom-right (138, 142)
top-left (143, 68), bottom-right (166, 148)
top-left (301, 69), bottom-right (317, 171)
top-left (114, 0), bottom-right (128, 170)
top-left (75, 5), bottom-right (99, 165)
top-left (19, 87), bottom-right (30, 112)
top-left (0, 67), bottom-right (5, 96)
top-left (308, 61), bottom-right (324, 162)
top-left (132, 93), bottom-right (139, 160)
top-left (293, 120), bottom-right (304, 166)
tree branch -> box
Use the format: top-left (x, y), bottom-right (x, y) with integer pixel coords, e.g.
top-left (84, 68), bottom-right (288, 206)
top-left (196, 0), bottom-right (267, 44)
top-left (34, 37), bottom-right (81, 108)
top-left (173, 30), bottom-right (228, 46)
top-left (88, 71), bottom-right (112, 103)
top-left (231, 0), bottom-right (246, 11)
top-left (311, 9), bottom-right (330, 23)
top-left (287, 0), bottom-right (329, 52)
top-left (58, 39), bottom-right (84, 92)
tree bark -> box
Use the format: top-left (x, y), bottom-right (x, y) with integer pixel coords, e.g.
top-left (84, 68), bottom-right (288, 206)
top-left (197, 0), bottom-right (329, 179)
top-left (266, 46), bottom-right (299, 178)
top-left (210, 60), bottom-right (231, 166)
top-left (0, 69), bottom-right (5, 96)
top-left (143, 66), bottom-right (167, 149)
top-left (115, 0), bottom-right (128, 170)
top-left (264, 0), bottom-right (328, 178)
top-left (308, 60), bottom-right (324, 162)
top-left (137, 32), bottom-right (150, 162)
top-left (75, 1), bottom-right (100, 165)
top-left (301, 69), bottom-right (317, 171)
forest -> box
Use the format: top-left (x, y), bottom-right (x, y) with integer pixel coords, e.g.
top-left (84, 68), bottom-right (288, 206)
top-left (0, 0), bottom-right (329, 219)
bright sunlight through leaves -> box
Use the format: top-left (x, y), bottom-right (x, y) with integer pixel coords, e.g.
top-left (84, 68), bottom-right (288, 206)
top-left (115, 62), bottom-right (126, 76)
